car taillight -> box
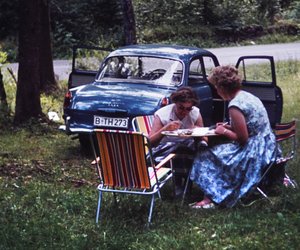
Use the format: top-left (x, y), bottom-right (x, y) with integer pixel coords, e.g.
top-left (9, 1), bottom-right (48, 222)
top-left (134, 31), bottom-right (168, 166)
top-left (63, 91), bottom-right (72, 108)
top-left (160, 97), bottom-right (169, 107)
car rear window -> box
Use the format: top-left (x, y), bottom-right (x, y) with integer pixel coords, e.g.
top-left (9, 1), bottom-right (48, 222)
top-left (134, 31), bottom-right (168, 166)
top-left (97, 56), bottom-right (183, 86)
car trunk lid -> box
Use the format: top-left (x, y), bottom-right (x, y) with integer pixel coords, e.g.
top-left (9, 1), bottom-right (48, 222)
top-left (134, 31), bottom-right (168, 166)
top-left (72, 82), bottom-right (174, 114)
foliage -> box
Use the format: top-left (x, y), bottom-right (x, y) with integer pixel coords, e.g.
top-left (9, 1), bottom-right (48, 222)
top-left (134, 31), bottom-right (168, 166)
top-left (282, 0), bottom-right (300, 20)
top-left (256, 0), bottom-right (281, 24)
top-left (50, 0), bottom-right (124, 58)
top-left (134, 0), bottom-right (300, 47)
top-left (254, 32), bottom-right (300, 45)
top-left (0, 0), bottom-right (18, 39)
top-left (0, 0), bottom-right (299, 61)
top-left (73, 47), bottom-right (113, 72)
top-left (0, 49), bottom-right (7, 65)
top-left (0, 68), bottom-right (15, 120)
top-left (0, 68), bottom-right (67, 128)
top-left (0, 49), bottom-right (11, 125)
top-left (275, 60), bottom-right (300, 121)
top-left (0, 61), bottom-right (300, 249)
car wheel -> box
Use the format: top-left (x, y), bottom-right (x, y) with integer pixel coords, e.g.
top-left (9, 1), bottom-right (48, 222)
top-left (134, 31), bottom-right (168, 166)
top-left (79, 133), bottom-right (92, 154)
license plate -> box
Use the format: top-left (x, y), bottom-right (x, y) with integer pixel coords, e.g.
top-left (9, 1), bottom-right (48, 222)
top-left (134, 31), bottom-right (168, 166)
top-left (93, 116), bottom-right (129, 128)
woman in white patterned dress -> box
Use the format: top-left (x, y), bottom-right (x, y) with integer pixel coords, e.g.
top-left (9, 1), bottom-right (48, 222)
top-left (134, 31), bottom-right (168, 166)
top-left (190, 65), bottom-right (277, 208)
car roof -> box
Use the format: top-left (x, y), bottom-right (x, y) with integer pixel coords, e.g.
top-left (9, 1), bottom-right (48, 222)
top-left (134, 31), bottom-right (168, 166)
top-left (108, 44), bottom-right (216, 61)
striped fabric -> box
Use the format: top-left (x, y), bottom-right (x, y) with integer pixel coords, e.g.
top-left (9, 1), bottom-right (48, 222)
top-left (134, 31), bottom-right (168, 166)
top-left (94, 129), bottom-right (171, 189)
top-left (132, 115), bottom-right (154, 135)
top-left (93, 128), bottom-right (174, 225)
top-left (275, 120), bottom-right (296, 142)
top-left (148, 167), bottom-right (172, 187)
top-left (274, 120), bottom-right (296, 165)
top-left (132, 115), bottom-right (155, 154)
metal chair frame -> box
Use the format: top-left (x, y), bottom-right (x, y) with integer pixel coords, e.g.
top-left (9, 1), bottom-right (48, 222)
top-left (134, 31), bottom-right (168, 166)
top-left (90, 129), bottom-right (174, 225)
top-left (257, 120), bottom-right (297, 201)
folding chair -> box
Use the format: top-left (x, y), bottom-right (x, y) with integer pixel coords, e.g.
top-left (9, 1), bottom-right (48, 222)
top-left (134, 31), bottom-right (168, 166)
top-left (90, 129), bottom-right (174, 225)
top-left (132, 115), bottom-right (195, 200)
top-left (132, 115), bottom-right (154, 155)
top-left (257, 120), bottom-right (297, 201)
top-left (132, 115), bottom-right (154, 135)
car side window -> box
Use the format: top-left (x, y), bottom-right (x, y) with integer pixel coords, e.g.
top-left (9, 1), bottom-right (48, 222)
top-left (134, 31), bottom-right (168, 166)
top-left (203, 56), bottom-right (216, 77)
top-left (189, 56), bottom-right (216, 85)
top-left (189, 59), bottom-right (205, 85)
top-left (237, 58), bottom-right (273, 84)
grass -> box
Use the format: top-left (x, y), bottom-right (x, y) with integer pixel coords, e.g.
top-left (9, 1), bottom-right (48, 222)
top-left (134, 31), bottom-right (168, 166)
top-left (0, 60), bottom-right (300, 249)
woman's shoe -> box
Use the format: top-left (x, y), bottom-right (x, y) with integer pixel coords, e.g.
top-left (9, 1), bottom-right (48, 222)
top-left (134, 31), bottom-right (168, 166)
top-left (191, 202), bottom-right (215, 209)
top-left (189, 197), bottom-right (215, 209)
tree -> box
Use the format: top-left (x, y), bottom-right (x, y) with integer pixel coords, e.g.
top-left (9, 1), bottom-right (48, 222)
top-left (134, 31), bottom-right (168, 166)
top-left (121, 0), bottom-right (137, 45)
top-left (14, 0), bottom-right (44, 124)
top-left (14, 0), bottom-right (57, 124)
top-left (257, 0), bottom-right (281, 24)
top-left (39, 0), bottom-right (56, 93)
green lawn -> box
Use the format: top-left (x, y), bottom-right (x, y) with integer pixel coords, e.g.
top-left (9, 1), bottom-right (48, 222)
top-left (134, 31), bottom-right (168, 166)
top-left (0, 60), bottom-right (299, 249)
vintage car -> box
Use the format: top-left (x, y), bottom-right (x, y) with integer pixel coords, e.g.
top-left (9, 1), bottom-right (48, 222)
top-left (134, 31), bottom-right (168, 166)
top-left (61, 44), bottom-right (283, 149)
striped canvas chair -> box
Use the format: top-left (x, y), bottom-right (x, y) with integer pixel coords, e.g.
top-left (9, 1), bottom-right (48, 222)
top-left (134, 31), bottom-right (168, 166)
top-left (256, 120), bottom-right (297, 201)
top-left (90, 129), bottom-right (174, 225)
top-left (132, 115), bottom-right (195, 202)
top-left (132, 115), bottom-right (155, 154)
top-left (132, 115), bottom-right (154, 136)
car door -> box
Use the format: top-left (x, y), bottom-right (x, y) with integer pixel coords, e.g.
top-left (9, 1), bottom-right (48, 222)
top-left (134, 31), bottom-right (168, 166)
top-left (187, 55), bottom-right (221, 126)
top-left (68, 46), bottom-right (112, 89)
top-left (235, 56), bottom-right (283, 127)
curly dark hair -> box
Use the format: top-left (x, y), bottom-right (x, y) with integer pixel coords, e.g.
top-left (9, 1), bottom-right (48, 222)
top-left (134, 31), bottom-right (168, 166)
top-left (208, 65), bottom-right (242, 92)
top-left (170, 86), bottom-right (200, 106)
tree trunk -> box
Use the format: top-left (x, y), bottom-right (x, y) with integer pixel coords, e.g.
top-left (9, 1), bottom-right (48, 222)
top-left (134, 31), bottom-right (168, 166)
top-left (39, 0), bottom-right (57, 93)
top-left (121, 0), bottom-right (137, 45)
top-left (14, 0), bottom-right (43, 124)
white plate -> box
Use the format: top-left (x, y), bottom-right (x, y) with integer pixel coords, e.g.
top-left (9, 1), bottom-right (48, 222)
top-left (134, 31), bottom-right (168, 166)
top-left (161, 127), bottom-right (216, 137)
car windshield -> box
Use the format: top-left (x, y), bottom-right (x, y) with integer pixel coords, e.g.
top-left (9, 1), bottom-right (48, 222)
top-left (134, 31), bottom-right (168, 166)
top-left (97, 56), bottom-right (183, 86)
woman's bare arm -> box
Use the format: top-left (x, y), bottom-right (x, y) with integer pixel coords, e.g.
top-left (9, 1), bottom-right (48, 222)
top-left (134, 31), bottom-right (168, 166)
top-left (149, 115), bottom-right (182, 146)
top-left (215, 107), bottom-right (248, 145)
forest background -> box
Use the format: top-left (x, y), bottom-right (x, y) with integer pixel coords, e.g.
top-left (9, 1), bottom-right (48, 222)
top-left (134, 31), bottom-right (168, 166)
top-left (1, 0), bottom-right (299, 124)
top-left (0, 0), bottom-right (300, 62)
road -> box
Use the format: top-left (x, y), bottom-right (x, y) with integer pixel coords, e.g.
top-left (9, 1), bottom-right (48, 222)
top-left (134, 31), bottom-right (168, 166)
top-left (6, 59), bottom-right (72, 82)
top-left (6, 42), bottom-right (300, 80)
top-left (208, 41), bottom-right (300, 65)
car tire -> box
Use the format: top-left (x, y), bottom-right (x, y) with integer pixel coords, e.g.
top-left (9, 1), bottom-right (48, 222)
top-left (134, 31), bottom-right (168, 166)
top-left (79, 133), bottom-right (92, 154)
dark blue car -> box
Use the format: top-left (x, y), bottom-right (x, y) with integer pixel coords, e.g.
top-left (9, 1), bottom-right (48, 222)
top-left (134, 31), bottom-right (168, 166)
top-left (62, 44), bottom-right (282, 149)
